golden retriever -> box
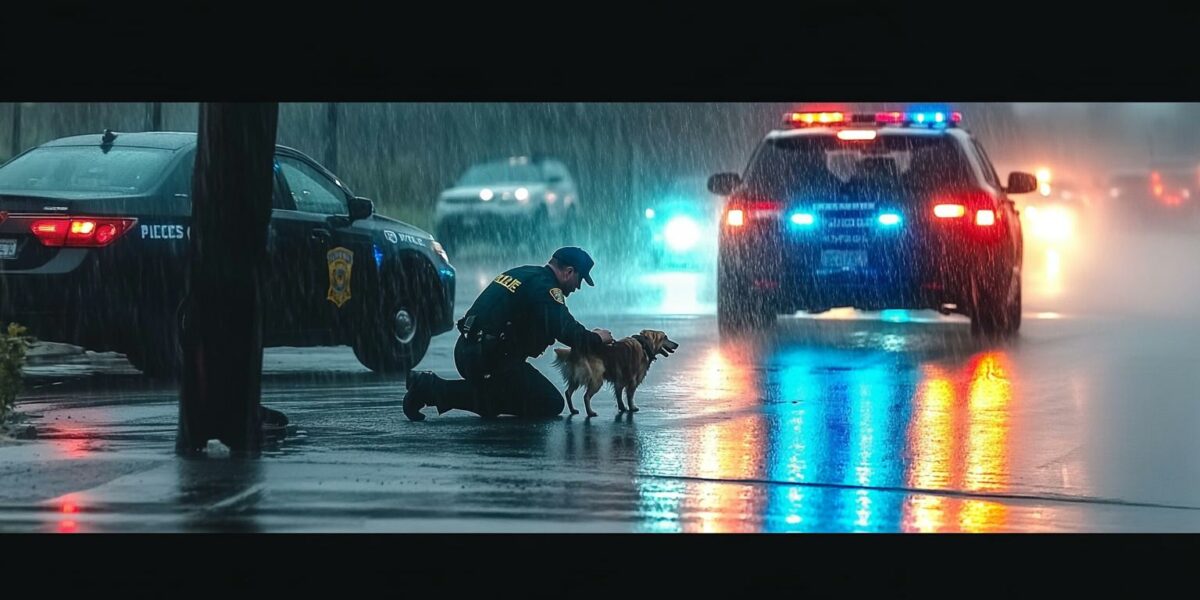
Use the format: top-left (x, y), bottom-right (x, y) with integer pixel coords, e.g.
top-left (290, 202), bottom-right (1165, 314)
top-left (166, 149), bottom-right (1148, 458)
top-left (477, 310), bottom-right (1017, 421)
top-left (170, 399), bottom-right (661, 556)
top-left (552, 329), bottom-right (679, 417)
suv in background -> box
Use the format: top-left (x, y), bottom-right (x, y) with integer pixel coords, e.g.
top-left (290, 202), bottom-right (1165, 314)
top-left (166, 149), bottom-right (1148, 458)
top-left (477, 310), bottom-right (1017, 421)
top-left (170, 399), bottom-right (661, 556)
top-left (434, 156), bottom-right (579, 251)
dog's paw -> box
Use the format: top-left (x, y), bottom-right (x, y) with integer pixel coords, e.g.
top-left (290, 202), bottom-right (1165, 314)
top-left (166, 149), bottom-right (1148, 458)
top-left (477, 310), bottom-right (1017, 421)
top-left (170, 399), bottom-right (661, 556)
top-left (587, 411), bottom-right (598, 418)
top-left (569, 408), bottom-right (580, 415)
top-left (617, 406), bottom-right (626, 413)
top-left (629, 406), bottom-right (640, 412)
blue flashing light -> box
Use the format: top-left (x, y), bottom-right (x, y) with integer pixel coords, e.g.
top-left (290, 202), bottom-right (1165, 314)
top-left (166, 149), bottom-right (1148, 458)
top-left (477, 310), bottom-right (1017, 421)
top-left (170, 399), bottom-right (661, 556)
top-left (878, 213), bottom-right (902, 226)
top-left (373, 244), bottom-right (384, 269)
top-left (790, 212), bottom-right (815, 226)
top-left (903, 105), bottom-right (959, 129)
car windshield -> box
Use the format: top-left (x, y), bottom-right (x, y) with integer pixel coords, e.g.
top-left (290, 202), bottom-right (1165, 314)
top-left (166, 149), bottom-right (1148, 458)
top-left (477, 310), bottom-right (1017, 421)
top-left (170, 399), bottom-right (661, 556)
top-left (457, 161), bottom-right (543, 185)
top-left (743, 133), bottom-right (973, 202)
top-left (0, 146), bottom-right (175, 195)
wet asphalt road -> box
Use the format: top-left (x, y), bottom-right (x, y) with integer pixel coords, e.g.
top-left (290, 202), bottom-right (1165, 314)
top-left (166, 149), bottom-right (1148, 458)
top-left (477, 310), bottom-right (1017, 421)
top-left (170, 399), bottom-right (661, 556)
top-left (3, 231), bottom-right (1200, 532)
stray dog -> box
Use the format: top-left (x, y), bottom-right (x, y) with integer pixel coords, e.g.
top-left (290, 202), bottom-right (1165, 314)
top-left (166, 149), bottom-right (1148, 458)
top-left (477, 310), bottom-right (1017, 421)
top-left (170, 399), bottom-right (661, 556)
top-left (553, 329), bottom-right (679, 417)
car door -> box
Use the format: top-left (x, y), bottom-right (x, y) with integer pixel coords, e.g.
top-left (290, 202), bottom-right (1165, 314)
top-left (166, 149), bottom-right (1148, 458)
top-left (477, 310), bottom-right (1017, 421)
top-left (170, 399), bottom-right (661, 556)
top-left (261, 156), bottom-right (321, 338)
top-left (275, 152), bottom-right (375, 337)
top-left (972, 139), bottom-right (1022, 260)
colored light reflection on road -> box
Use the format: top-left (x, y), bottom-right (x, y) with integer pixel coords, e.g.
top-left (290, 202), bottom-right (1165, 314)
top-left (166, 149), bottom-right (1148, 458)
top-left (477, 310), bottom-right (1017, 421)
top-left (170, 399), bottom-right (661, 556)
top-left (902, 352), bottom-right (1015, 532)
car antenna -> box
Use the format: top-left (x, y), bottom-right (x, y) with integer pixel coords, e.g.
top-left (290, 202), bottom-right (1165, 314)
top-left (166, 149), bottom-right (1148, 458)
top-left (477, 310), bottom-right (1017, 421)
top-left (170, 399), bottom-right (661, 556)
top-left (100, 129), bottom-right (118, 153)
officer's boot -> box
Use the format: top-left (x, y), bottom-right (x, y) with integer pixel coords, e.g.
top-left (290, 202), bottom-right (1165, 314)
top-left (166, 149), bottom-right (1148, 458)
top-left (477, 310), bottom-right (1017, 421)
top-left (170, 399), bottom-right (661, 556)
top-left (403, 371), bottom-right (440, 421)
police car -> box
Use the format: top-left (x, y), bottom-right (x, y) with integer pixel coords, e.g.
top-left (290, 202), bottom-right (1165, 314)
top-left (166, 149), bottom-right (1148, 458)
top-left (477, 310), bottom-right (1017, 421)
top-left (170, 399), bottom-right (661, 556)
top-left (0, 131), bottom-right (456, 377)
top-left (434, 155), bottom-right (579, 251)
top-left (710, 109), bottom-right (1036, 336)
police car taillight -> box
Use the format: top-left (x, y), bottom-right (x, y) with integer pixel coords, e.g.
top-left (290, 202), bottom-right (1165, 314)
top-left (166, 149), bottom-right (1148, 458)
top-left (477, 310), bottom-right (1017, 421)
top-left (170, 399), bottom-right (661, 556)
top-left (30, 217), bottom-right (137, 247)
top-left (725, 201), bottom-right (782, 227)
top-left (933, 194), bottom-right (998, 227)
top-left (933, 204), bottom-right (966, 218)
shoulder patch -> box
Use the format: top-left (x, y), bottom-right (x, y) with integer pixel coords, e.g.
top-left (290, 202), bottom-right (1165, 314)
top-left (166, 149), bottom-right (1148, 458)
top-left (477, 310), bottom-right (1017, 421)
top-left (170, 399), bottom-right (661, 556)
top-left (549, 288), bottom-right (565, 304)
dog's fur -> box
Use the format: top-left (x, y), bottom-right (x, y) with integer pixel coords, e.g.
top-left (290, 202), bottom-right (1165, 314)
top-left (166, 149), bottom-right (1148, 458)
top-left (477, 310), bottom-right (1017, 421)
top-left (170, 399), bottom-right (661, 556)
top-left (552, 330), bottom-right (679, 417)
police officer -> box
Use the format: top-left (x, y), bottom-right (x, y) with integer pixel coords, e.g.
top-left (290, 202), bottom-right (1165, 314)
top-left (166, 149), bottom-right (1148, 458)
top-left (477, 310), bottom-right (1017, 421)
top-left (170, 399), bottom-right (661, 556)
top-left (403, 247), bottom-right (614, 420)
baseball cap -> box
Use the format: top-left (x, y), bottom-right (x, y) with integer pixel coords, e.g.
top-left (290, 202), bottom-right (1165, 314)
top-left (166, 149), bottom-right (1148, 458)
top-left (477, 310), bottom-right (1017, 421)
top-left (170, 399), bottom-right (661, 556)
top-left (551, 246), bottom-right (595, 286)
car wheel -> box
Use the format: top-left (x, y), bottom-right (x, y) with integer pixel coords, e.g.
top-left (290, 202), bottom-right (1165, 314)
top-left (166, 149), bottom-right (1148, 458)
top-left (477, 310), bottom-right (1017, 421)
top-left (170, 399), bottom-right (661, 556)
top-left (353, 270), bottom-right (432, 374)
top-left (970, 265), bottom-right (1021, 337)
top-left (717, 268), bottom-right (774, 336)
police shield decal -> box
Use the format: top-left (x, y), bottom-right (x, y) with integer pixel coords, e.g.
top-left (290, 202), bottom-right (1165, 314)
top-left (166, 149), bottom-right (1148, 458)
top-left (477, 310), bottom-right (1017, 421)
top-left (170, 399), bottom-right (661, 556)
top-left (327, 246), bottom-right (354, 308)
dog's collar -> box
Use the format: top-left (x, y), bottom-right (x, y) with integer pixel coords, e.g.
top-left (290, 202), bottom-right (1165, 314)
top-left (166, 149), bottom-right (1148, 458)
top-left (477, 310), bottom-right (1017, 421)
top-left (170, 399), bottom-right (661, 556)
top-left (631, 334), bottom-right (657, 363)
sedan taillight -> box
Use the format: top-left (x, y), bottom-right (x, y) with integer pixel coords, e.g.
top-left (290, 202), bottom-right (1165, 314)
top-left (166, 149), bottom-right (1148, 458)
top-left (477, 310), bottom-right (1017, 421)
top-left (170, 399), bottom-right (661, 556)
top-left (30, 217), bottom-right (138, 247)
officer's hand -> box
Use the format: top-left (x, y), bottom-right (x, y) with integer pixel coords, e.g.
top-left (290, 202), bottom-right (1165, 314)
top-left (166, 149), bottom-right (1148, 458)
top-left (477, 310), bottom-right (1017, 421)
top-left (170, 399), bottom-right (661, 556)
top-left (593, 328), bottom-right (614, 344)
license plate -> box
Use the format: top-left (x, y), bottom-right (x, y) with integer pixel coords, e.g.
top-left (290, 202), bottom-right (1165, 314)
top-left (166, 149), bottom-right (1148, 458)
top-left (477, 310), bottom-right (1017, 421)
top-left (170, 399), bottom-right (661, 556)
top-left (820, 249), bottom-right (867, 270)
top-left (0, 239), bottom-right (16, 260)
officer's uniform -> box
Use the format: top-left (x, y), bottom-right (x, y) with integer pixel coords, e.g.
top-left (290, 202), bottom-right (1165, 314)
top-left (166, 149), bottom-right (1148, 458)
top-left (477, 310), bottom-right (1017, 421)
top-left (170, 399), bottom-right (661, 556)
top-left (407, 249), bottom-right (604, 419)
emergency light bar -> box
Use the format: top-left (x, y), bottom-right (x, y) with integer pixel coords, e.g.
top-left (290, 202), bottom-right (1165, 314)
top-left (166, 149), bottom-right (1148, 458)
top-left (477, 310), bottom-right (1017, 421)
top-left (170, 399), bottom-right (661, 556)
top-left (784, 110), bottom-right (962, 129)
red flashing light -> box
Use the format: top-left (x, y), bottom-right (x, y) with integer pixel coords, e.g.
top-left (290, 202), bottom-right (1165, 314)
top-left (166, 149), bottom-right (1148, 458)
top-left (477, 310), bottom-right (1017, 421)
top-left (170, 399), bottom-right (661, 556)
top-left (786, 111), bottom-right (846, 127)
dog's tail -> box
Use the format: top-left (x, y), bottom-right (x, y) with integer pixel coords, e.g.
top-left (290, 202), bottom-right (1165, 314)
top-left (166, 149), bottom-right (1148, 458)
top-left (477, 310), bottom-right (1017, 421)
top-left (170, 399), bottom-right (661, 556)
top-left (552, 347), bottom-right (574, 380)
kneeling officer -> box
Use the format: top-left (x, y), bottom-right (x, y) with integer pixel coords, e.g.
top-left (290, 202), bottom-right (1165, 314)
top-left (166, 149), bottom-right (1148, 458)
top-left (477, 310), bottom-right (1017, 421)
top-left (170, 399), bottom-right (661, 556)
top-left (403, 247), bottom-right (613, 420)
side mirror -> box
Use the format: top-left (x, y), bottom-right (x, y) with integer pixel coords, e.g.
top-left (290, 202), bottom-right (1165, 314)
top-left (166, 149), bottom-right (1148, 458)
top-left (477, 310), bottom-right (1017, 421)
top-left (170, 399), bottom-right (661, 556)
top-left (1006, 172), bottom-right (1038, 195)
top-left (708, 172), bottom-right (742, 196)
top-left (348, 196), bottom-right (374, 221)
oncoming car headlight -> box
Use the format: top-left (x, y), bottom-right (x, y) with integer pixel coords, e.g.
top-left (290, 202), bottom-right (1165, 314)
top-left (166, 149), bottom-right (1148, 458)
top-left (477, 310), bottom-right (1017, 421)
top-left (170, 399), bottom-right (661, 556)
top-left (663, 215), bottom-right (700, 252)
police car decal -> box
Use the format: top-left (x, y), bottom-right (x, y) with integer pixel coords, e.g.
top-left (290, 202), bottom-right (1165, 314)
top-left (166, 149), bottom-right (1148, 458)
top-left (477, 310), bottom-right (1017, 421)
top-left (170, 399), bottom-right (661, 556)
top-left (141, 224), bottom-right (188, 240)
top-left (326, 247), bottom-right (354, 308)
top-left (549, 288), bottom-right (565, 304)
top-left (383, 230), bottom-right (398, 244)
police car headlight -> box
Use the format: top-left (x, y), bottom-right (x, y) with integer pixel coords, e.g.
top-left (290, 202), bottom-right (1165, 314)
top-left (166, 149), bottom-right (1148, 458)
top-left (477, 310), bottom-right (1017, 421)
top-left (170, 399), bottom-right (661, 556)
top-left (433, 240), bottom-right (450, 263)
top-left (663, 215), bottom-right (700, 252)
top-left (515, 187), bottom-right (530, 202)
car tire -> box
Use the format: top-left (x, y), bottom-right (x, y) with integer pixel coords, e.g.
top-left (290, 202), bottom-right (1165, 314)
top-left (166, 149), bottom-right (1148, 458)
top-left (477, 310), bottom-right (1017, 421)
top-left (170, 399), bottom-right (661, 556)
top-left (970, 266), bottom-right (1021, 337)
top-left (717, 268), bottom-right (774, 336)
top-left (352, 268), bottom-right (433, 374)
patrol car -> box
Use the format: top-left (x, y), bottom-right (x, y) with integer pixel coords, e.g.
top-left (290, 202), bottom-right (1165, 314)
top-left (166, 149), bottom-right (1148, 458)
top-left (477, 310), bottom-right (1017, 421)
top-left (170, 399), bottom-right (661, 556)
top-left (710, 109), bottom-right (1036, 336)
top-left (434, 155), bottom-right (579, 251)
top-left (0, 131), bottom-right (456, 377)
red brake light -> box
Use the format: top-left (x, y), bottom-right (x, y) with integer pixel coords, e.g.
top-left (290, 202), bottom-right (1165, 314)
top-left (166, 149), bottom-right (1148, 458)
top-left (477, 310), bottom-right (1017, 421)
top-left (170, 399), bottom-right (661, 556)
top-left (724, 200), bottom-right (782, 228)
top-left (31, 219), bottom-right (69, 246)
top-left (94, 223), bottom-right (120, 245)
top-left (30, 217), bottom-right (136, 247)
